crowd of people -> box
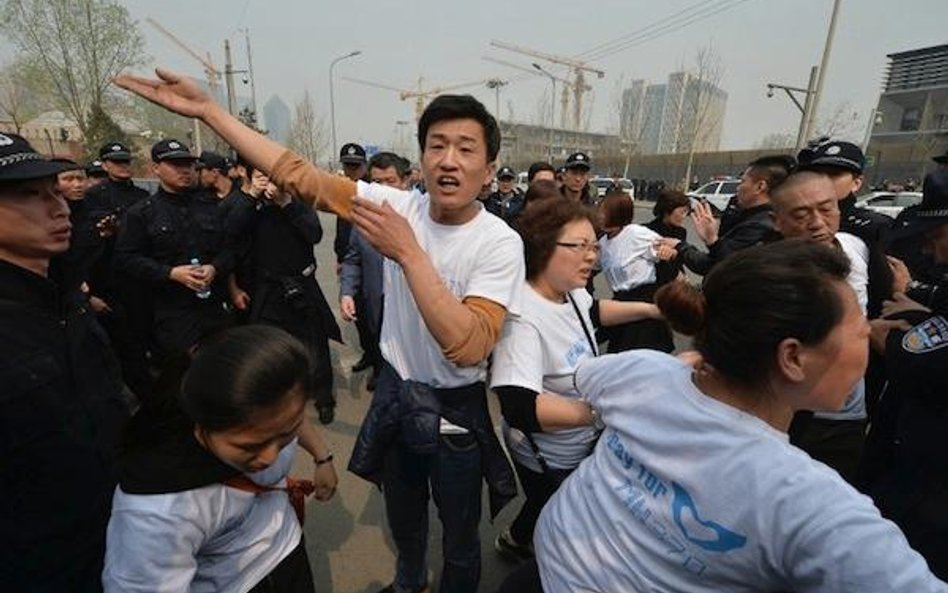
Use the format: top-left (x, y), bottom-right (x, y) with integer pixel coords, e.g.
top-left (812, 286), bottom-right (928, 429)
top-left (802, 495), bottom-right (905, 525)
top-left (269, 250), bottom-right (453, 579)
top-left (2, 62), bottom-right (948, 593)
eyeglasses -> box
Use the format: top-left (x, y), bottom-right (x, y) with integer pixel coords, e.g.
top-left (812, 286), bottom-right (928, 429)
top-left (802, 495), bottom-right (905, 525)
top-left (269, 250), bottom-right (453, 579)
top-left (556, 240), bottom-right (601, 255)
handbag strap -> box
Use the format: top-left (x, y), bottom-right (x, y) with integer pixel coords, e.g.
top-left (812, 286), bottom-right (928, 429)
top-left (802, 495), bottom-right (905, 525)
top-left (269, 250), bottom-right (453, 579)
top-left (567, 293), bottom-right (598, 357)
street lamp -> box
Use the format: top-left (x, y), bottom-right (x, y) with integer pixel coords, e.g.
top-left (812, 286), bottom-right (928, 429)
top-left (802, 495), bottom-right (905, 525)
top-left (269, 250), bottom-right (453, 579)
top-left (329, 50), bottom-right (362, 166)
top-left (766, 65), bottom-right (819, 151)
top-left (533, 63), bottom-right (556, 164)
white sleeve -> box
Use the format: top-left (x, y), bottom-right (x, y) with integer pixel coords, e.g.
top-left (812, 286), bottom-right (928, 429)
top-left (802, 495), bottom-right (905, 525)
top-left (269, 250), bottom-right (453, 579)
top-left (103, 494), bottom-right (205, 593)
top-left (777, 473), bottom-right (948, 592)
top-left (356, 179), bottom-right (413, 214)
top-left (464, 230), bottom-right (526, 315)
top-left (489, 317), bottom-right (544, 392)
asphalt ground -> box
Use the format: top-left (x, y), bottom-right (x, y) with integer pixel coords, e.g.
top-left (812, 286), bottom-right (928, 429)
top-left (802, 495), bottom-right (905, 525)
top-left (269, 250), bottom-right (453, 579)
top-left (291, 201), bottom-right (698, 592)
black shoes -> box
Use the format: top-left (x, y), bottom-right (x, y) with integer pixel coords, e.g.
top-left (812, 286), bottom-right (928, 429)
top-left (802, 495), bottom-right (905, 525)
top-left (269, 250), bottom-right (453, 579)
top-left (317, 405), bottom-right (335, 425)
top-left (351, 355), bottom-right (373, 373)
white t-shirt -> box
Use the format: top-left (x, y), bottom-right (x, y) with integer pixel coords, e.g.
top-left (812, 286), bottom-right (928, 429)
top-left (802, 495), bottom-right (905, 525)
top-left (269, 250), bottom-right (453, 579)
top-left (535, 351), bottom-right (946, 593)
top-left (490, 286), bottom-right (599, 472)
top-left (104, 440), bottom-right (302, 593)
top-left (598, 224), bottom-right (661, 292)
top-left (357, 181), bottom-right (525, 388)
top-left (817, 231), bottom-right (870, 420)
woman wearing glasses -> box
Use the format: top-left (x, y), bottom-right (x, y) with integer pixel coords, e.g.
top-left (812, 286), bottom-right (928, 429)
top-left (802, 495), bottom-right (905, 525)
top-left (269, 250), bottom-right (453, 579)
top-left (530, 241), bottom-right (946, 593)
top-left (490, 197), bottom-right (662, 561)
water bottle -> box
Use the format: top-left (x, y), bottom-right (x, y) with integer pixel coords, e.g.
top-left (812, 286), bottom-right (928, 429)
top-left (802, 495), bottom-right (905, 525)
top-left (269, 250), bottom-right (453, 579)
top-left (190, 258), bottom-right (212, 299)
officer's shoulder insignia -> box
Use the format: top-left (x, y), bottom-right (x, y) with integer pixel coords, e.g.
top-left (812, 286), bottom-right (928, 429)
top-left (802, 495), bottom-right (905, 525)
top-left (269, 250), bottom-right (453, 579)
top-left (0, 134), bottom-right (13, 146)
top-left (902, 316), bottom-right (948, 354)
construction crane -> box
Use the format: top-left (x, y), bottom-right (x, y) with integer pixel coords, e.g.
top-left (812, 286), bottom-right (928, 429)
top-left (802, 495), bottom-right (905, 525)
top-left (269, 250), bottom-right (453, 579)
top-left (340, 76), bottom-right (492, 121)
top-left (483, 56), bottom-right (586, 129)
top-left (145, 18), bottom-right (222, 96)
top-left (145, 18), bottom-right (223, 151)
top-left (490, 40), bottom-right (604, 130)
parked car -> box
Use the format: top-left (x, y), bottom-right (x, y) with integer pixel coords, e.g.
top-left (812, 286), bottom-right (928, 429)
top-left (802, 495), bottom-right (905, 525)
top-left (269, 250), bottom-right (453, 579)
top-left (590, 177), bottom-right (635, 198)
top-left (855, 191), bottom-right (922, 219)
top-left (687, 179), bottom-right (739, 212)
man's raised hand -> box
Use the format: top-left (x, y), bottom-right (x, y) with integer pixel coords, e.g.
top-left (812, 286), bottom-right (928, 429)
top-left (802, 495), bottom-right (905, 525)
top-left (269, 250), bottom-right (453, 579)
top-left (114, 68), bottom-right (214, 120)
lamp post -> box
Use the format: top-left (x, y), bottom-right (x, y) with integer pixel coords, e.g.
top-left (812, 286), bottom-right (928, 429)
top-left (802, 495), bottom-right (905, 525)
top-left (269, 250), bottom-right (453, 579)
top-left (766, 65), bottom-right (818, 152)
top-left (802, 0), bottom-right (843, 144)
top-left (329, 50), bottom-right (362, 166)
top-left (533, 63), bottom-right (556, 164)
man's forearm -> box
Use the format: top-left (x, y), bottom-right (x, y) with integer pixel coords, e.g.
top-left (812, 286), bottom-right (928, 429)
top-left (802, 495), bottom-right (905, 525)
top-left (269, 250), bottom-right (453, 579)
top-left (398, 247), bottom-right (479, 353)
top-left (203, 104), bottom-right (285, 177)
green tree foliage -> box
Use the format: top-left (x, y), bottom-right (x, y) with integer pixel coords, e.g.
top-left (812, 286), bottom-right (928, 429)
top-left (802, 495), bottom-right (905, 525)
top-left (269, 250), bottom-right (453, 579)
top-left (0, 0), bottom-right (147, 143)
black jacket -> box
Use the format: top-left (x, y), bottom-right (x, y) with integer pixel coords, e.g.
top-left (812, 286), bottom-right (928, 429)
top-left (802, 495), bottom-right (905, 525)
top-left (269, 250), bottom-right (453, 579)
top-left (839, 193), bottom-right (892, 248)
top-left (484, 189), bottom-right (526, 225)
top-left (676, 203), bottom-right (774, 276)
top-left (115, 187), bottom-right (236, 309)
top-left (0, 260), bottom-right (129, 591)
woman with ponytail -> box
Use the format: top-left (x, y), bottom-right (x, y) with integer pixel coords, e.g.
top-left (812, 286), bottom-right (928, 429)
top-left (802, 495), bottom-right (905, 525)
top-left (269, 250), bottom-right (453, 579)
top-left (527, 240), bottom-right (946, 593)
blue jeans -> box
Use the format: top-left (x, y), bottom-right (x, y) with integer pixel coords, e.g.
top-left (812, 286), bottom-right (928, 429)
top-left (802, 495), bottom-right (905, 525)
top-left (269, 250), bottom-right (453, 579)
top-left (379, 371), bottom-right (483, 592)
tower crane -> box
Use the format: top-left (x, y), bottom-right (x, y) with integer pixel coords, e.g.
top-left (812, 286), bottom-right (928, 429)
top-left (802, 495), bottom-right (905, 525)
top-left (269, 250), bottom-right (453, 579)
top-left (489, 40), bottom-right (604, 130)
top-left (340, 76), bottom-right (493, 122)
top-left (483, 56), bottom-right (585, 129)
top-left (145, 18), bottom-right (222, 151)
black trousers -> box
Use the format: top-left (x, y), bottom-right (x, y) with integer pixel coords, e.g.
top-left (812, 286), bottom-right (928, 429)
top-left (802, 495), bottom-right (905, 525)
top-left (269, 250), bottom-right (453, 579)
top-left (496, 559), bottom-right (543, 593)
top-left (248, 539), bottom-right (315, 593)
top-left (509, 458), bottom-right (574, 545)
top-left (251, 284), bottom-right (335, 410)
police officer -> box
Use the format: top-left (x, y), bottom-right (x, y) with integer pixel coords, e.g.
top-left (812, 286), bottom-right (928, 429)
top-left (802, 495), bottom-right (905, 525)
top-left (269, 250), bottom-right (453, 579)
top-left (484, 166), bottom-right (525, 226)
top-left (862, 170), bottom-right (948, 579)
top-left (85, 159), bottom-right (108, 189)
top-left (115, 139), bottom-right (235, 362)
top-left (798, 139), bottom-right (892, 246)
top-left (0, 133), bottom-right (129, 592)
top-left (80, 142), bottom-right (154, 397)
top-left (336, 142), bottom-right (376, 374)
top-left (560, 152), bottom-right (594, 205)
top-left (227, 179), bottom-right (342, 424)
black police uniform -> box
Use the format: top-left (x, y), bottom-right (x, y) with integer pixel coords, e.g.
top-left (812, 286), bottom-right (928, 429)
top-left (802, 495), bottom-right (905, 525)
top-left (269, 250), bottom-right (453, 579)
top-left (862, 305), bottom-right (948, 579)
top-left (0, 259), bottom-right (129, 592)
top-left (839, 191), bottom-right (892, 247)
top-left (115, 187), bottom-right (235, 357)
top-left (81, 178), bottom-right (153, 395)
top-left (227, 196), bottom-right (342, 414)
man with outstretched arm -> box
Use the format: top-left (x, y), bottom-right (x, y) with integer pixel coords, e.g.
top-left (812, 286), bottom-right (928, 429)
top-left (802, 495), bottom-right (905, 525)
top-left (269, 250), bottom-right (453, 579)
top-left (116, 68), bottom-right (523, 593)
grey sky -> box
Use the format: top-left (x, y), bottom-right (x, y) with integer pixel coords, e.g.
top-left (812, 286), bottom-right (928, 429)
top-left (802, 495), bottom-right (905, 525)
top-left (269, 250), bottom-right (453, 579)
top-left (70, 1), bottom-right (948, 153)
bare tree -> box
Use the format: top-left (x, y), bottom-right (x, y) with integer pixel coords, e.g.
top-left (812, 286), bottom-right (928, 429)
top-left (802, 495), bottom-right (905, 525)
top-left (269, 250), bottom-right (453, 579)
top-left (0, 59), bottom-right (45, 133)
top-left (813, 100), bottom-right (862, 141)
top-left (531, 88), bottom-right (553, 128)
top-left (0, 0), bottom-right (146, 141)
top-left (679, 44), bottom-right (726, 189)
top-left (288, 90), bottom-right (328, 164)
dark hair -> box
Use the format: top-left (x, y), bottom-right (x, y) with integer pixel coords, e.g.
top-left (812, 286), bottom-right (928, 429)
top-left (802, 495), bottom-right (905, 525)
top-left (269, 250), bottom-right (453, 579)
top-left (517, 197), bottom-right (596, 280)
top-left (656, 240), bottom-right (851, 388)
top-left (599, 191), bottom-right (634, 229)
top-left (523, 179), bottom-right (561, 205)
top-left (418, 95), bottom-right (500, 162)
top-left (527, 161), bottom-right (556, 182)
top-left (652, 189), bottom-right (691, 218)
top-left (179, 325), bottom-right (312, 432)
top-left (369, 151), bottom-right (409, 177)
top-left (745, 155), bottom-right (795, 193)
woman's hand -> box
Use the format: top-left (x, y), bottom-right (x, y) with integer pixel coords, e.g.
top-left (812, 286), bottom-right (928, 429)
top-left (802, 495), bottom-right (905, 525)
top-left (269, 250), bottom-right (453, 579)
top-left (312, 460), bottom-right (338, 502)
top-left (114, 68), bottom-right (215, 120)
top-left (882, 292), bottom-right (930, 317)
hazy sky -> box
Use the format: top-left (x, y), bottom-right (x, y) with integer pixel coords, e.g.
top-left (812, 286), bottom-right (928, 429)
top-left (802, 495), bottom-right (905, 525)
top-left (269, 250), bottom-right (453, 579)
top-left (50, 1), bottom-right (948, 153)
